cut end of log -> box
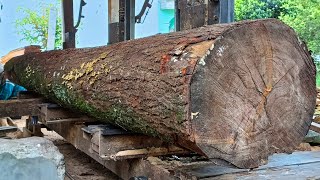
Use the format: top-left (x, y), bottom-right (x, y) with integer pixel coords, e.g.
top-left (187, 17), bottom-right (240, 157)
top-left (189, 19), bottom-right (316, 168)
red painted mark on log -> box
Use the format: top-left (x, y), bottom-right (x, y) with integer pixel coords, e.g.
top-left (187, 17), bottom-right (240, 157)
top-left (181, 67), bottom-right (187, 76)
top-left (160, 55), bottom-right (171, 74)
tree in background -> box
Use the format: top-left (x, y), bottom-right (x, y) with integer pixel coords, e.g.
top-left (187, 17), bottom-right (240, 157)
top-left (235, 0), bottom-right (320, 55)
top-left (280, 0), bottom-right (320, 55)
top-left (235, 0), bottom-right (320, 86)
top-left (235, 0), bottom-right (284, 20)
top-left (15, 1), bottom-right (62, 50)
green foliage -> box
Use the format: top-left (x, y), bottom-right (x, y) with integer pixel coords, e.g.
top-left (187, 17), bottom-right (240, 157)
top-left (280, 0), bottom-right (320, 55)
top-left (15, 1), bottom-right (62, 50)
top-left (235, 0), bottom-right (320, 55)
top-left (235, 0), bottom-right (284, 20)
top-left (236, 0), bottom-right (320, 87)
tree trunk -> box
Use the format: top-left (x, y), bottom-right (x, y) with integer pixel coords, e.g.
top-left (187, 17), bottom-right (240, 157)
top-left (5, 19), bottom-right (316, 168)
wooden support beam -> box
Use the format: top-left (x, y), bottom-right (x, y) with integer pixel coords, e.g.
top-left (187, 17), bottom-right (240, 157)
top-left (90, 131), bottom-right (188, 160)
top-left (0, 98), bottom-right (43, 117)
top-left (0, 126), bottom-right (18, 137)
top-left (38, 103), bottom-right (93, 124)
top-left (310, 122), bottom-right (320, 134)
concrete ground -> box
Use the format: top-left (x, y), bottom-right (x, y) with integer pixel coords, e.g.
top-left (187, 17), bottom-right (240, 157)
top-left (10, 118), bottom-right (120, 180)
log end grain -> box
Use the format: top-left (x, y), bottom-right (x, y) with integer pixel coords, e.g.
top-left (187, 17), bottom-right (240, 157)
top-left (189, 19), bottom-right (316, 168)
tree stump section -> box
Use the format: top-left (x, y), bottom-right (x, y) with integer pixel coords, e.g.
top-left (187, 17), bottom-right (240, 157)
top-left (5, 19), bottom-right (316, 168)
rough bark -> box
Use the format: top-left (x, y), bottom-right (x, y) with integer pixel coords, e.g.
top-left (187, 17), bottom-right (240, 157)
top-left (5, 19), bottom-right (316, 168)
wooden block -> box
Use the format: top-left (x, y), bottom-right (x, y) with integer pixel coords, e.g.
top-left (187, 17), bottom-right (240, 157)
top-left (91, 131), bottom-right (188, 160)
top-left (310, 122), bottom-right (320, 133)
top-left (38, 103), bottom-right (93, 124)
top-left (0, 126), bottom-right (18, 137)
top-left (0, 98), bottom-right (43, 117)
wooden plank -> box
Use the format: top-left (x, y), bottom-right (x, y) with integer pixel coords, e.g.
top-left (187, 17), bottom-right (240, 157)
top-left (46, 123), bottom-right (182, 180)
top-left (91, 131), bottom-right (188, 160)
top-left (0, 126), bottom-right (18, 137)
top-left (310, 122), bottom-right (320, 133)
top-left (39, 103), bottom-right (93, 124)
top-left (82, 124), bottom-right (134, 136)
top-left (0, 98), bottom-right (43, 117)
top-left (45, 118), bottom-right (93, 124)
top-left (112, 146), bottom-right (187, 160)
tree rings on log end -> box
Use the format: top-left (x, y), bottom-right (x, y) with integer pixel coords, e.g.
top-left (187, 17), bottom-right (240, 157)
top-left (189, 19), bottom-right (316, 168)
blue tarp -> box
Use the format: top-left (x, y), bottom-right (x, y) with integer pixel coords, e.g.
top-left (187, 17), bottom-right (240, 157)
top-left (0, 79), bottom-right (27, 100)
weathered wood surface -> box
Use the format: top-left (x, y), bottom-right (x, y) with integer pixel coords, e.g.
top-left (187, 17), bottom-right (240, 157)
top-left (0, 98), bottom-right (43, 117)
top-left (5, 19), bottom-right (316, 168)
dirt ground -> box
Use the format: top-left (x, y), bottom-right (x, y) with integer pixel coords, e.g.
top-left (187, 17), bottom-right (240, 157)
top-left (44, 130), bottom-right (121, 180)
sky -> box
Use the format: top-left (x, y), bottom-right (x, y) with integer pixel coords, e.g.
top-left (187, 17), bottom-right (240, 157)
top-left (0, 0), bottom-right (162, 57)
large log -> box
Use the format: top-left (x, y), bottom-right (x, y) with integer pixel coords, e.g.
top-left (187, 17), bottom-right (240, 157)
top-left (5, 19), bottom-right (316, 168)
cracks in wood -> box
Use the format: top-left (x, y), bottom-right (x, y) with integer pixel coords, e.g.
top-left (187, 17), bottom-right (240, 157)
top-left (272, 66), bottom-right (295, 89)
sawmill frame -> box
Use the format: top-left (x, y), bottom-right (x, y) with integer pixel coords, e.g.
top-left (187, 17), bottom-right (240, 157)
top-left (61, 0), bottom-right (234, 47)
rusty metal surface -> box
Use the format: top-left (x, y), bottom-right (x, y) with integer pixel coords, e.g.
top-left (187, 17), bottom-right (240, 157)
top-left (176, 0), bottom-right (235, 31)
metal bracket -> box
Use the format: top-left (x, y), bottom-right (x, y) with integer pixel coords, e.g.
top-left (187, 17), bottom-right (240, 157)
top-left (0, 1), bottom-right (2, 23)
top-left (135, 0), bottom-right (153, 23)
top-left (75, 0), bottom-right (86, 30)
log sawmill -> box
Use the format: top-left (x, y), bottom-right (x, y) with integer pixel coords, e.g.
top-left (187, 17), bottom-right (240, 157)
top-left (1, 0), bottom-right (320, 179)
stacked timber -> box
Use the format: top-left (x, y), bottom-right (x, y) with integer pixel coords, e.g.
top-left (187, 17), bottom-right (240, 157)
top-left (4, 19), bottom-right (316, 168)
